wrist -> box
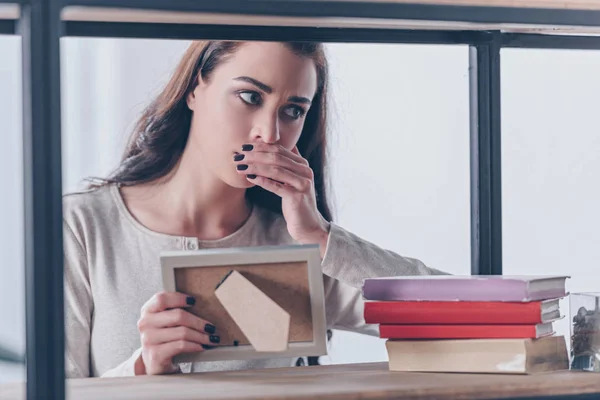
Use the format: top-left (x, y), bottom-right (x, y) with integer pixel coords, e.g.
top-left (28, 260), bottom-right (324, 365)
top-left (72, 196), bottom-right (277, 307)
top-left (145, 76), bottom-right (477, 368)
top-left (320, 222), bottom-right (331, 258)
top-left (313, 220), bottom-right (331, 259)
top-left (295, 220), bottom-right (330, 255)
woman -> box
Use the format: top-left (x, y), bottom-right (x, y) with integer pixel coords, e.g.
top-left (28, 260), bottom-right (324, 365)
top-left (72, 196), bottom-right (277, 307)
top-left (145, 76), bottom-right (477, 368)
top-left (63, 40), bottom-right (445, 378)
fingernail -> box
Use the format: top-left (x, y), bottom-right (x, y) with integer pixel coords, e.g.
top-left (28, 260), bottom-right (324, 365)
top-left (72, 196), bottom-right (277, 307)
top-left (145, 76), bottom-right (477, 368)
top-left (247, 174), bottom-right (256, 180)
top-left (210, 335), bottom-right (221, 344)
top-left (237, 164), bottom-right (248, 171)
top-left (202, 344), bottom-right (215, 350)
top-left (186, 296), bottom-right (196, 306)
top-left (242, 144), bottom-right (253, 151)
top-left (234, 154), bottom-right (245, 162)
top-left (233, 340), bottom-right (239, 347)
top-left (204, 323), bottom-right (216, 334)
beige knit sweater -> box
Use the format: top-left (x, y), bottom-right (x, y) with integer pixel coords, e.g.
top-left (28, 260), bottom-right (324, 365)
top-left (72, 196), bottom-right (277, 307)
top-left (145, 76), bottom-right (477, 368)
top-left (62, 184), bottom-right (445, 378)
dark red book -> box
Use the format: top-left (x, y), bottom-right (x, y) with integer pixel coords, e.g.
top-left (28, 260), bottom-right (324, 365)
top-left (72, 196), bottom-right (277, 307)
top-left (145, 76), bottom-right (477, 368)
top-left (364, 298), bottom-right (561, 325)
top-left (379, 323), bottom-right (554, 339)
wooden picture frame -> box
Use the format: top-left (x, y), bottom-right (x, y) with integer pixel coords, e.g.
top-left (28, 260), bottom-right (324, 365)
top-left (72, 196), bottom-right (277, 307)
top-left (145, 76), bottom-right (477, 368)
top-left (160, 244), bottom-right (327, 363)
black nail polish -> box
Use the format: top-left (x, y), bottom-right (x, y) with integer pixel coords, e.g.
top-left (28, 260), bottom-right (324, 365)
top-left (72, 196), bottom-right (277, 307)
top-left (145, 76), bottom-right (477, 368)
top-left (237, 164), bottom-right (248, 171)
top-left (210, 335), bottom-right (221, 344)
top-left (186, 296), bottom-right (196, 306)
top-left (247, 174), bottom-right (257, 180)
top-left (233, 154), bottom-right (245, 162)
top-left (242, 144), bottom-right (254, 151)
top-left (233, 340), bottom-right (239, 347)
top-left (204, 323), bottom-right (216, 334)
top-left (202, 344), bottom-right (215, 350)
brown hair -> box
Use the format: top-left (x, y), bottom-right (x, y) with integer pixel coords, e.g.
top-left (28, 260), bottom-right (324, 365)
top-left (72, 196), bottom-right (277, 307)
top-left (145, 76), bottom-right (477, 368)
top-left (92, 41), bottom-right (333, 223)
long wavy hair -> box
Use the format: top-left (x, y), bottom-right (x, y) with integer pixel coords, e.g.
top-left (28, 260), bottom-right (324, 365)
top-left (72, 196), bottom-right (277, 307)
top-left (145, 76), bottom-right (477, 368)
top-left (91, 41), bottom-right (334, 365)
top-left (91, 41), bottom-right (333, 224)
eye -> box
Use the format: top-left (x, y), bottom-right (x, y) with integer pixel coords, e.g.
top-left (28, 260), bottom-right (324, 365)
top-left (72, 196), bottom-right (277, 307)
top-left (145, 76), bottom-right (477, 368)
top-left (238, 91), bottom-right (262, 106)
top-left (283, 105), bottom-right (306, 120)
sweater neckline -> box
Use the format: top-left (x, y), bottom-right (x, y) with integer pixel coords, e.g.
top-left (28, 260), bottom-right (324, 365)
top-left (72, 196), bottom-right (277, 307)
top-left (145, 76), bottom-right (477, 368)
top-left (109, 183), bottom-right (259, 246)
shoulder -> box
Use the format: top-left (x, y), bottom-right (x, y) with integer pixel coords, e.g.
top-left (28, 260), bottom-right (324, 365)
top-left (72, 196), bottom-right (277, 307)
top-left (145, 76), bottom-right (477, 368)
top-left (62, 184), bottom-right (121, 237)
top-left (63, 184), bottom-right (117, 217)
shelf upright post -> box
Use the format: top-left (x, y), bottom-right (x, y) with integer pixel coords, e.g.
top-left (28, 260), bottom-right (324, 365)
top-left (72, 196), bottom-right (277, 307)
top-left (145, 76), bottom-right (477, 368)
top-left (469, 31), bottom-right (503, 276)
top-left (18, 0), bottom-right (66, 399)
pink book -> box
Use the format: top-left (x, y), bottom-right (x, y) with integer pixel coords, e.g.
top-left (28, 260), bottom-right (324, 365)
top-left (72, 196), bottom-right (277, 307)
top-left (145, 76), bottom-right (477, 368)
top-left (362, 275), bottom-right (569, 302)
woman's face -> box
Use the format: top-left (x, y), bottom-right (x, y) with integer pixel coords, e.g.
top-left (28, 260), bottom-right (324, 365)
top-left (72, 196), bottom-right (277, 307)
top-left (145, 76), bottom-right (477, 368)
top-left (186, 42), bottom-right (318, 189)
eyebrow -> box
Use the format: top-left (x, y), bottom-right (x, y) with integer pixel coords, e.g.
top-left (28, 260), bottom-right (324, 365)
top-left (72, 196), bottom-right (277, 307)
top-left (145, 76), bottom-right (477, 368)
top-left (233, 76), bottom-right (312, 105)
top-left (234, 76), bottom-right (272, 93)
top-left (288, 96), bottom-right (312, 105)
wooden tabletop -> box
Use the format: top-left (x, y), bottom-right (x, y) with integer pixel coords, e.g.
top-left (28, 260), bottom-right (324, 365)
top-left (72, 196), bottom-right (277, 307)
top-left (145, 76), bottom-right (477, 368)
top-left (2, 362), bottom-right (600, 400)
top-left (0, 4), bottom-right (18, 21)
top-left (4, 2), bottom-right (600, 35)
top-left (57, 6), bottom-right (600, 37)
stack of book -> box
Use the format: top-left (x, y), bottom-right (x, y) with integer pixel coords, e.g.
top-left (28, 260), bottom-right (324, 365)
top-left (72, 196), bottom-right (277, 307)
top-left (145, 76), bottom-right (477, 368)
top-left (362, 275), bottom-right (570, 374)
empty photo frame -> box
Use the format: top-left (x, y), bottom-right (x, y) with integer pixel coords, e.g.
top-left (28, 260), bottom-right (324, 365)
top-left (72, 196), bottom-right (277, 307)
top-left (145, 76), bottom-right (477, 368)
top-left (160, 244), bottom-right (327, 363)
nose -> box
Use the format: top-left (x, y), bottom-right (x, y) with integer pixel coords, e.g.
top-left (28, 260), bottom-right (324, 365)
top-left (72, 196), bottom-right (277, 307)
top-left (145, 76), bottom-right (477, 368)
top-left (250, 111), bottom-right (280, 144)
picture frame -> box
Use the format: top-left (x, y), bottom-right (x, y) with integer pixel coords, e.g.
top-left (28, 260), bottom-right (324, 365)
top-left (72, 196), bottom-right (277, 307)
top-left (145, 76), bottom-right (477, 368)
top-left (160, 244), bottom-right (327, 363)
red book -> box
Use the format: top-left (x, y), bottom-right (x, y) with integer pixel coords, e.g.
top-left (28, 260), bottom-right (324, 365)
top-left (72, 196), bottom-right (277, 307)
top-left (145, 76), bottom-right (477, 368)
top-left (379, 323), bottom-right (554, 339)
top-left (364, 298), bottom-right (560, 325)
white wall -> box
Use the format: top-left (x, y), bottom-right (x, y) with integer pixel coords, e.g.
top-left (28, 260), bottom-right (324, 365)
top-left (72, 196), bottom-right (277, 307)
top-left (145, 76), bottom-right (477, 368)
top-left (0, 37), bottom-right (597, 381)
top-left (61, 38), bottom-right (193, 193)
top-left (501, 48), bottom-right (600, 350)
top-left (323, 43), bottom-right (470, 363)
top-left (0, 35), bottom-right (25, 383)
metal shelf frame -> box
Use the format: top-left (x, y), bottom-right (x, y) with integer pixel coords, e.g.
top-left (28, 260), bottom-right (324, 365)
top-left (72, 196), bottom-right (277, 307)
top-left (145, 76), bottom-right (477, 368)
top-left (3, 1), bottom-right (600, 399)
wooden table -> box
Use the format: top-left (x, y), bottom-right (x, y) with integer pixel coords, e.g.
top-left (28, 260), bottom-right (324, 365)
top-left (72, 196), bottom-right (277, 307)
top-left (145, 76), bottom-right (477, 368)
top-left (2, 362), bottom-right (600, 400)
top-left (56, 3), bottom-right (600, 35)
top-left (6, 1), bottom-right (600, 35)
top-left (0, 4), bottom-right (18, 21)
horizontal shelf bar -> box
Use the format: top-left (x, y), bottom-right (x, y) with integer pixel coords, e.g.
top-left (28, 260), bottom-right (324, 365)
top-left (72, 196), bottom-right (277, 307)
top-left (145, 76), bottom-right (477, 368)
top-left (503, 33), bottom-right (600, 49)
top-left (5, 21), bottom-right (600, 50)
top-left (7, 4), bottom-right (600, 38)
top-left (64, 21), bottom-right (493, 44)
top-left (0, 3), bottom-right (17, 35)
top-left (60, 0), bottom-right (600, 30)
top-left (0, 18), bottom-right (15, 33)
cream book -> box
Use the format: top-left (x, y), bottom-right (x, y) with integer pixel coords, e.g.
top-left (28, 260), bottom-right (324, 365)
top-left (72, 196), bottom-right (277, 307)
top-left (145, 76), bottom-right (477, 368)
top-left (386, 335), bottom-right (569, 374)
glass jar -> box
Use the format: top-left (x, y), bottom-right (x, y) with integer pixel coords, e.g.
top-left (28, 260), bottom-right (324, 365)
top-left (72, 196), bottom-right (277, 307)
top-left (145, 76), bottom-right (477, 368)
top-left (570, 292), bottom-right (600, 372)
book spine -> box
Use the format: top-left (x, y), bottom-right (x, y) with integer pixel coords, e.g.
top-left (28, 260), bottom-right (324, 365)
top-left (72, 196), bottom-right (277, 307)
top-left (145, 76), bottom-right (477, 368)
top-left (362, 281), bottom-right (531, 302)
top-left (364, 301), bottom-right (542, 325)
top-left (379, 324), bottom-right (540, 339)
top-left (362, 280), bottom-right (565, 302)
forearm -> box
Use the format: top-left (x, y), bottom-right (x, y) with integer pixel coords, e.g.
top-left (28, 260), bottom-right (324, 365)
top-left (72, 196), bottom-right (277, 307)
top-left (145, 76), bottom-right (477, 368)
top-left (320, 223), bottom-right (448, 289)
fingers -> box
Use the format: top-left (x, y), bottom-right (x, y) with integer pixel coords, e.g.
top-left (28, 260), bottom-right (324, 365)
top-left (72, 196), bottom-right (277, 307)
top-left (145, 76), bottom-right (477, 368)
top-left (235, 144), bottom-right (314, 192)
top-left (144, 340), bottom-right (206, 374)
top-left (244, 175), bottom-right (294, 198)
top-left (141, 291), bottom-right (195, 315)
top-left (237, 145), bottom-right (312, 179)
top-left (240, 143), bottom-right (308, 166)
top-left (138, 294), bottom-right (220, 376)
top-left (155, 340), bottom-right (206, 362)
top-left (240, 161), bottom-right (310, 191)
top-left (138, 308), bottom-right (216, 335)
top-left (141, 326), bottom-right (221, 347)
